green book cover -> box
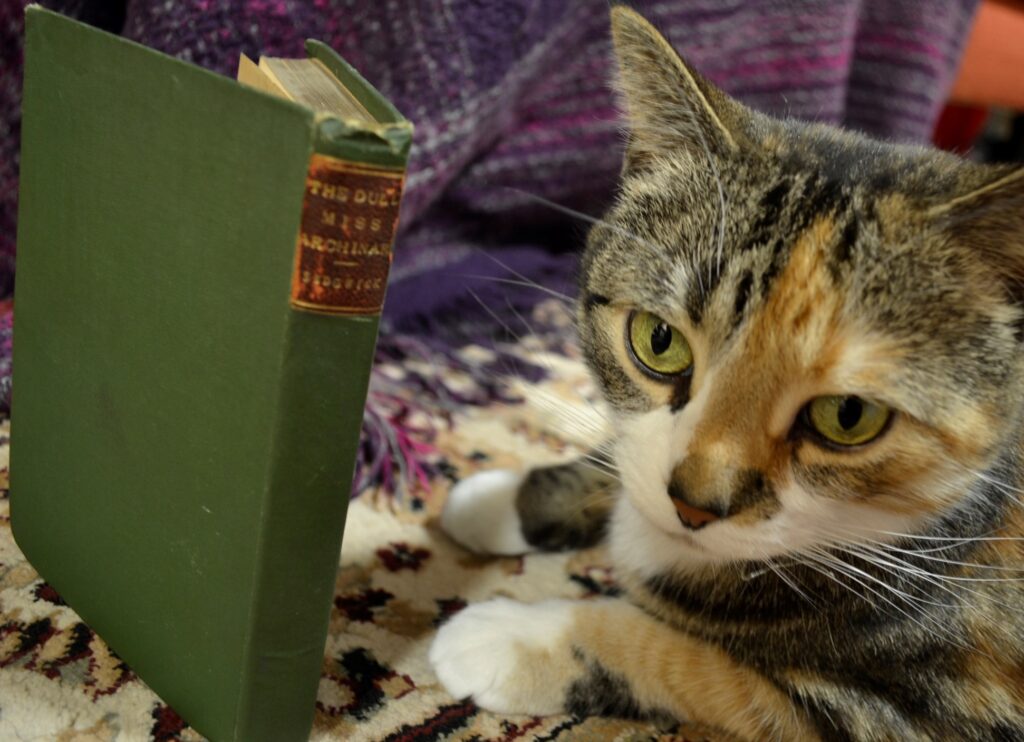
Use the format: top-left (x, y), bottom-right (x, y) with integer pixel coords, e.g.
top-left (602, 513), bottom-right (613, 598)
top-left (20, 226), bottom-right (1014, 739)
top-left (11, 7), bottom-right (411, 741)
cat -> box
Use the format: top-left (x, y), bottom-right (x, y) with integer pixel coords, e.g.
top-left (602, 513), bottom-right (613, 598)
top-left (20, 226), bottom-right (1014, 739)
top-left (429, 6), bottom-right (1024, 741)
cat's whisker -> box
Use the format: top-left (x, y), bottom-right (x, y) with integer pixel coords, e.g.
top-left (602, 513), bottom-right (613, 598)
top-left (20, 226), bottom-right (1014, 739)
top-left (463, 288), bottom-right (574, 391)
top-left (463, 291), bottom-right (586, 418)
top-left (501, 380), bottom-right (619, 483)
top-left (830, 541), bottom-right (983, 603)
top-left (585, 448), bottom-right (618, 471)
top-left (805, 520), bottom-right (1024, 614)
top-left (459, 291), bottom-right (614, 444)
top-left (814, 513), bottom-right (1024, 547)
top-left (468, 246), bottom-right (577, 304)
top-left (831, 530), bottom-right (1024, 572)
top-left (374, 337), bottom-right (464, 414)
top-left (782, 528), bottom-right (974, 609)
top-left (790, 521), bottom-right (1024, 597)
top-left (460, 274), bottom-right (574, 305)
top-left (456, 255), bottom-right (574, 379)
top-left (802, 547), bottom-right (970, 650)
top-left (465, 297), bottom-right (571, 407)
top-left (761, 554), bottom-right (818, 607)
top-left (862, 529), bottom-right (1024, 544)
top-left (503, 297), bottom-right (550, 349)
top-left (930, 457), bottom-right (1024, 511)
top-left (783, 552), bottom-right (868, 607)
top-left (524, 389), bottom-right (614, 450)
top-left (967, 470), bottom-right (1024, 509)
top-left (466, 288), bottom-right (529, 347)
top-left (798, 548), bottom-right (940, 633)
top-left (506, 187), bottom-right (668, 256)
top-left (849, 546), bottom-right (1024, 586)
top-left (818, 519), bottom-right (1024, 570)
top-left (526, 383), bottom-right (611, 426)
top-left (715, 489), bottom-right (1022, 621)
top-left (572, 456), bottom-right (621, 483)
top-left (972, 470), bottom-right (1024, 495)
top-left (828, 537), bottom-right (1024, 617)
top-left (807, 544), bottom-right (952, 610)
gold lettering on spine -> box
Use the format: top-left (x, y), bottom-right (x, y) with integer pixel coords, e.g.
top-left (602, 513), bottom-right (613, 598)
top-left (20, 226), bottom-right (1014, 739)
top-left (290, 154), bottom-right (405, 315)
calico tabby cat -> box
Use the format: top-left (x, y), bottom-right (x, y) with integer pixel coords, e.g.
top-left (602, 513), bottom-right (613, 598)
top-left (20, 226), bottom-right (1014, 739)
top-left (429, 6), bottom-right (1024, 740)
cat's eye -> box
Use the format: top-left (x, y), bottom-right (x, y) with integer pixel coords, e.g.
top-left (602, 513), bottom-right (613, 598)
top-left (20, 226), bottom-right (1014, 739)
top-left (627, 311), bottom-right (693, 378)
top-left (806, 395), bottom-right (891, 447)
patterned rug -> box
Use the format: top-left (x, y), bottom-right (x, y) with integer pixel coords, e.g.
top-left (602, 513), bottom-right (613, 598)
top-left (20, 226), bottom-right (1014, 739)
top-left (0, 303), bottom-right (720, 742)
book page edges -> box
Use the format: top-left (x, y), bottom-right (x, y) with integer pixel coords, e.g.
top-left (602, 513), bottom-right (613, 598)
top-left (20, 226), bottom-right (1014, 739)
top-left (236, 52), bottom-right (409, 153)
top-left (237, 54), bottom-right (289, 98)
top-left (304, 40), bottom-right (412, 145)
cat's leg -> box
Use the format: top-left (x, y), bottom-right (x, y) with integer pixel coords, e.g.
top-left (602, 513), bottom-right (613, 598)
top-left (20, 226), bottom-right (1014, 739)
top-left (440, 451), bottom-right (617, 555)
top-left (430, 596), bottom-right (816, 741)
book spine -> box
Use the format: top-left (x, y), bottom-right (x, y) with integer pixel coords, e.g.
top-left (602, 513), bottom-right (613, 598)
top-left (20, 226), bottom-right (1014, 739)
top-left (234, 148), bottom-right (406, 742)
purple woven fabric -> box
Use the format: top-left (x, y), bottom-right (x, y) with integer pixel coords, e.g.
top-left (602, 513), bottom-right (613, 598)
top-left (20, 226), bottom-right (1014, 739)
top-left (1, 0), bottom-right (979, 324)
top-left (1, 2), bottom-right (25, 299)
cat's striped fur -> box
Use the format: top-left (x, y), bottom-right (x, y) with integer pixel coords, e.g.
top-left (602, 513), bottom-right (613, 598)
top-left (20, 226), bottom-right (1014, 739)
top-left (431, 6), bottom-right (1024, 740)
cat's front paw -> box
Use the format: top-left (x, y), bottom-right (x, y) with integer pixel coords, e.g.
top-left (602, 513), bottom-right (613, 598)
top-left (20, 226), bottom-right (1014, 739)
top-left (429, 597), bottom-right (576, 715)
top-left (440, 470), bottom-right (535, 555)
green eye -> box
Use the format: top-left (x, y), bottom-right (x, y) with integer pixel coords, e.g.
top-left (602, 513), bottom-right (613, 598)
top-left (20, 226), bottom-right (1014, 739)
top-left (807, 396), bottom-right (891, 447)
top-left (627, 311), bottom-right (693, 377)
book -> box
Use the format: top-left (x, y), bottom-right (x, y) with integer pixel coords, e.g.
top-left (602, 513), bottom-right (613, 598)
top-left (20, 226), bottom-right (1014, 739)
top-left (11, 7), bottom-right (411, 741)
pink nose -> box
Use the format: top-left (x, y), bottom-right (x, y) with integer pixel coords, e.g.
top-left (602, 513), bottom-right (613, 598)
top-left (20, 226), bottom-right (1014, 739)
top-left (670, 496), bottom-right (721, 530)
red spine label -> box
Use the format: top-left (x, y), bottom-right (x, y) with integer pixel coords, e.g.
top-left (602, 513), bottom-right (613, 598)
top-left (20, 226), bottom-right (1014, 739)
top-left (290, 154), bottom-right (405, 315)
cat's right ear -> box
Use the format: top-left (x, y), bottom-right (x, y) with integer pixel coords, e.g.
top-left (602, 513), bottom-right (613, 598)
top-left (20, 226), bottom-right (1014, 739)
top-left (926, 165), bottom-right (1024, 302)
top-left (609, 5), bottom-right (746, 171)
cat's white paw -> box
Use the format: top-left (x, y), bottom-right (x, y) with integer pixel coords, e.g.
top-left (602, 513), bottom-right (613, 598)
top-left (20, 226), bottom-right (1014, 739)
top-left (429, 598), bottom-right (575, 715)
top-left (440, 469), bottom-right (535, 555)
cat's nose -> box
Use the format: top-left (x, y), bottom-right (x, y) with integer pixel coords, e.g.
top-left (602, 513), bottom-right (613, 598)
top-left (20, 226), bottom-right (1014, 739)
top-left (667, 478), bottom-right (724, 530)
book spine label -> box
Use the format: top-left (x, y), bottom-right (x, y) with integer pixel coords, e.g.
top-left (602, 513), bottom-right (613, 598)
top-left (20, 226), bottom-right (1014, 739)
top-left (290, 154), bottom-right (405, 315)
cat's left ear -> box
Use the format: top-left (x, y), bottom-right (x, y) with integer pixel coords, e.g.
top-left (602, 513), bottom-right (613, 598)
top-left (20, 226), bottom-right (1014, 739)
top-left (927, 166), bottom-right (1024, 297)
top-left (609, 5), bottom-right (749, 171)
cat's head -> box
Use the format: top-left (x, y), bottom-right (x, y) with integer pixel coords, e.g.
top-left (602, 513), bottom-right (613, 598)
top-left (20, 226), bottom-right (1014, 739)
top-left (580, 7), bottom-right (1024, 568)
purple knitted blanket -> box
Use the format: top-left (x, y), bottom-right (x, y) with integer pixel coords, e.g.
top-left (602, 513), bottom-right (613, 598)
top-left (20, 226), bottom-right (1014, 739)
top-left (0, 0), bottom-right (978, 490)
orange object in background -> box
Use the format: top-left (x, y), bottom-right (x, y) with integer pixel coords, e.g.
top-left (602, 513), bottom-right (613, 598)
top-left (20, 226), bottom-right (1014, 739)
top-left (949, 0), bottom-right (1024, 110)
top-left (933, 1), bottom-right (1024, 152)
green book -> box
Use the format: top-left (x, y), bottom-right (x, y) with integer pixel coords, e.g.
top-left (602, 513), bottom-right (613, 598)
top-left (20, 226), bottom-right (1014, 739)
top-left (11, 7), bottom-right (411, 741)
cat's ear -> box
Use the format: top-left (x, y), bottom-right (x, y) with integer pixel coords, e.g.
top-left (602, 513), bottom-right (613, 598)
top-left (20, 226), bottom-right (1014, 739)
top-left (927, 166), bottom-right (1024, 297)
top-left (609, 5), bottom-right (746, 170)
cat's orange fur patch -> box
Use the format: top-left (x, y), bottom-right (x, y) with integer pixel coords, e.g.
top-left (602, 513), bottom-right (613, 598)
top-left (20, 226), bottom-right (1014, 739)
top-left (687, 218), bottom-right (844, 485)
top-left (758, 217), bottom-right (844, 359)
top-left (571, 600), bottom-right (820, 741)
